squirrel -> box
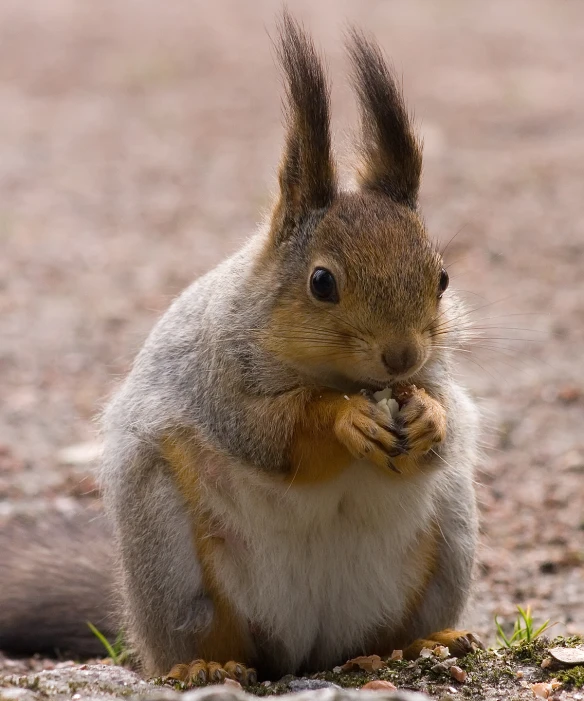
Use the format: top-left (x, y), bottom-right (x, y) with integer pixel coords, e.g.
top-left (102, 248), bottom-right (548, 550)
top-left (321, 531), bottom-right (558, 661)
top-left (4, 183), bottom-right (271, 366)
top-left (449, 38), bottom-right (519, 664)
top-left (0, 13), bottom-right (482, 684)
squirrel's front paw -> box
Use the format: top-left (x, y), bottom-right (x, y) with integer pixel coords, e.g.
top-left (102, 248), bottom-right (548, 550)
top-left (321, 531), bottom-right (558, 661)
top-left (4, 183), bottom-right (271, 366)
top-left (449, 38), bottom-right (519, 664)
top-left (333, 395), bottom-right (405, 472)
top-left (397, 387), bottom-right (447, 457)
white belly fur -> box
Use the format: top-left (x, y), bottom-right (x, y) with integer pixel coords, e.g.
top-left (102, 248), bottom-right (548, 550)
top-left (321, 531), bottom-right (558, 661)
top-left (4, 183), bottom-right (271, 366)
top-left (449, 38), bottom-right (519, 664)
top-left (201, 458), bottom-right (439, 672)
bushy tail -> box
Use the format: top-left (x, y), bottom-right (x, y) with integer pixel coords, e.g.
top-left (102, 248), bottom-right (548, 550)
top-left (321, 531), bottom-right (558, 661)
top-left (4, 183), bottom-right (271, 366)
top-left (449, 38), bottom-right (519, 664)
top-left (0, 510), bottom-right (118, 658)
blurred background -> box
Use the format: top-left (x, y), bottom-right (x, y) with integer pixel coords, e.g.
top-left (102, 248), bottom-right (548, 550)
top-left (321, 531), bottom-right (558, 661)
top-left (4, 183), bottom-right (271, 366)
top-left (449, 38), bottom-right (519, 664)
top-left (0, 0), bottom-right (583, 645)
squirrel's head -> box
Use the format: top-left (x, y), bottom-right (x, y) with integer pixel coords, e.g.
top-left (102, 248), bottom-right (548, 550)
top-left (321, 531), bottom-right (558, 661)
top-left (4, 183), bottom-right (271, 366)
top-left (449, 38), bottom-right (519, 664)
top-left (257, 14), bottom-right (452, 392)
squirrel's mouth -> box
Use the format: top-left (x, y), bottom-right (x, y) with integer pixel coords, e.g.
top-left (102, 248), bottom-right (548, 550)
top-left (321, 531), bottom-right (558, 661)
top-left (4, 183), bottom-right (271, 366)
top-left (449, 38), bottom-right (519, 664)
top-left (322, 374), bottom-right (390, 394)
top-left (361, 377), bottom-right (392, 392)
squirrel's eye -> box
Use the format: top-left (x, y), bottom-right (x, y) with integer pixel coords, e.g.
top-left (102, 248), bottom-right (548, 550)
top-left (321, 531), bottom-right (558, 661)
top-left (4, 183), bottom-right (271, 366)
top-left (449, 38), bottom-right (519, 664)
top-left (310, 268), bottom-right (338, 303)
top-left (438, 268), bottom-right (449, 298)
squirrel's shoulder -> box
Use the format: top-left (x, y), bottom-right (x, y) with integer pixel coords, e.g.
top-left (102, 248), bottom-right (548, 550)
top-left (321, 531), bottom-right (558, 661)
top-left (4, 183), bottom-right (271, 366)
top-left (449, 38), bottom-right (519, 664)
top-left (102, 231), bottom-right (270, 430)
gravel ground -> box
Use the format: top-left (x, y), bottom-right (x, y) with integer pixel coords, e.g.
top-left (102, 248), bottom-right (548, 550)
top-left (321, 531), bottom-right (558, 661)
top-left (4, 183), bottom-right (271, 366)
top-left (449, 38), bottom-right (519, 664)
top-left (0, 0), bottom-right (583, 672)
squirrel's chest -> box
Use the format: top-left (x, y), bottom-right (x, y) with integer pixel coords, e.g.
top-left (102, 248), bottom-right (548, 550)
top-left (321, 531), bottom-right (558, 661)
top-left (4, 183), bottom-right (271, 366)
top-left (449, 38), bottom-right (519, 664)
top-left (202, 460), bottom-right (437, 672)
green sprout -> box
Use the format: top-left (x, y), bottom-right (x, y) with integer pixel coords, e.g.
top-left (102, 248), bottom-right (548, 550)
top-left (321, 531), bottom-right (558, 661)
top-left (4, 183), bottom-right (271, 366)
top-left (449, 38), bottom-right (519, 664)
top-left (87, 622), bottom-right (128, 665)
top-left (495, 605), bottom-right (554, 648)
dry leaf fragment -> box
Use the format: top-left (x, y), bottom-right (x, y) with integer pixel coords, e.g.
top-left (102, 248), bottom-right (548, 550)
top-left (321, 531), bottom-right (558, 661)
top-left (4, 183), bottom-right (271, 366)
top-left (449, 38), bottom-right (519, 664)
top-left (341, 654), bottom-right (386, 672)
top-left (450, 666), bottom-right (467, 683)
top-left (530, 683), bottom-right (551, 698)
top-left (419, 648), bottom-right (434, 659)
top-left (390, 650), bottom-right (403, 660)
top-left (361, 681), bottom-right (398, 691)
top-left (540, 658), bottom-right (552, 669)
top-left (223, 679), bottom-right (242, 689)
top-left (549, 647), bottom-right (584, 665)
top-left (529, 680), bottom-right (562, 698)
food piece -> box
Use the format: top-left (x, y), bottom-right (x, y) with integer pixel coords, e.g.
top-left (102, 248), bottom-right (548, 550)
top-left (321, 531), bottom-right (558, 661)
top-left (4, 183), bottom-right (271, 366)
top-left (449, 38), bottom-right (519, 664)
top-left (372, 387), bottom-right (400, 419)
top-left (372, 383), bottom-right (418, 419)
top-left (433, 645), bottom-right (450, 660)
top-left (391, 383), bottom-right (417, 406)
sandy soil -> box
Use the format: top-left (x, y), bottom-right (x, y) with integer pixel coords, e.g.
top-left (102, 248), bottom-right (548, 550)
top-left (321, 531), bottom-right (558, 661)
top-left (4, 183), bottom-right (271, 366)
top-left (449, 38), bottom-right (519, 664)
top-left (0, 0), bottom-right (583, 655)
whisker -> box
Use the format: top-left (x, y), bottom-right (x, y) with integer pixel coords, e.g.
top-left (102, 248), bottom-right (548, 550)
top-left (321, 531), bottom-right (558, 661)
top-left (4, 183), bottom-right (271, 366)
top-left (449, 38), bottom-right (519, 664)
top-left (439, 226), bottom-right (466, 258)
top-left (444, 256), bottom-right (468, 270)
top-left (319, 308), bottom-right (369, 343)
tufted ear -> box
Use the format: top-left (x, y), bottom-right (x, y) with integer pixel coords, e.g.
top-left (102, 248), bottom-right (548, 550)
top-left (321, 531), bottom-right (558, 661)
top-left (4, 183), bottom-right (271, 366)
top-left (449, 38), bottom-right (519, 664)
top-left (271, 12), bottom-right (337, 243)
top-left (347, 29), bottom-right (422, 209)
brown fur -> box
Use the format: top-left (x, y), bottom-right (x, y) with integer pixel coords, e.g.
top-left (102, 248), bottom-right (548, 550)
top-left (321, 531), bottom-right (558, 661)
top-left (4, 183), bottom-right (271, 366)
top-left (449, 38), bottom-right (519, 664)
top-left (160, 434), bottom-right (254, 665)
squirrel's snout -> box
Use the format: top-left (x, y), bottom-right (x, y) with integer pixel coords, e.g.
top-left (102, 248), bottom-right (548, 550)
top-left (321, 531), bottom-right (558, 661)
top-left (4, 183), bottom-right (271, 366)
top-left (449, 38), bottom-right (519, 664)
top-left (381, 342), bottom-right (422, 378)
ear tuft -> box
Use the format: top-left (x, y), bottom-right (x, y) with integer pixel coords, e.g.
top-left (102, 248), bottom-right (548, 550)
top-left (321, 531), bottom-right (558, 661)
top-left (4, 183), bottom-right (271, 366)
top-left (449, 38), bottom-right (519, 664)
top-left (347, 29), bottom-right (422, 208)
top-left (272, 11), bottom-right (336, 239)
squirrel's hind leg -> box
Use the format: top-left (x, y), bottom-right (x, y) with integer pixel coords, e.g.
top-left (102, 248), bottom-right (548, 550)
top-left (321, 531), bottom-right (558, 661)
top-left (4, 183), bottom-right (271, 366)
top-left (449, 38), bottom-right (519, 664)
top-left (374, 463), bottom-right (481, 661)
top-left (404, 470), bottom-right (481, 658)
top-left (102, 441), bottom-right (216, 675)
top-left (106, 433), bottom-right (257, 680)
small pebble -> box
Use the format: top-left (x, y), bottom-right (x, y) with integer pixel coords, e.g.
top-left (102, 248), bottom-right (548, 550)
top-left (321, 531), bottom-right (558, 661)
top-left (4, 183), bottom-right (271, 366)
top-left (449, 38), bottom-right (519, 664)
top-left (450, 666), bottom-right (467, 683)
top-left (223, 678), bottom-right (242, 689)
top-left (431, 658), bottom-right (457, 674)
top-left (361, 680), bottom-right (398, 691)
top-left (288, 679), bottom-right (341, 692)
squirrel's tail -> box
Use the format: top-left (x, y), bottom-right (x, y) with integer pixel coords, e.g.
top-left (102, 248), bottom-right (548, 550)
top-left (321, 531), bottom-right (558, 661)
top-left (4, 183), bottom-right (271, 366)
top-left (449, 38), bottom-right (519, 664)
top-left (0, 510), bottom-right (119, 658)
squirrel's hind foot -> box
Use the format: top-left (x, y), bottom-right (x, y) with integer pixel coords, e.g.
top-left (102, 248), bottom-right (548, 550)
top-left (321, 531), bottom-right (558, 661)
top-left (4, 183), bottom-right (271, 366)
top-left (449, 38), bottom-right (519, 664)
top-left (403, 629), bottom-right (485, 660)
top-left (167, 659), bottom-right (257, 687)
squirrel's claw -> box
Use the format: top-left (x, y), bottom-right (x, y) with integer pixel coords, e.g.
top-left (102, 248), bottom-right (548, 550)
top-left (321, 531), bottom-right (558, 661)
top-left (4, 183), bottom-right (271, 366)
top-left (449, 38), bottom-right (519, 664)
top-left (403, 629), bottom-right (485, 660)
top-left (334, 395), bottom-right (407, 471)
top-left (167, 659), bottom-right (257, 687)
top-left (396, 388), bottom-right (447, 458)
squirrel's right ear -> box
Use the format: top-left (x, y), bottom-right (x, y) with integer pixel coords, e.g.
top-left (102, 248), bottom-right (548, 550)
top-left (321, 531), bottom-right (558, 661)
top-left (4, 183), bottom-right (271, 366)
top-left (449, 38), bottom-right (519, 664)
top-left (271, 12), bottom-right (337, 244)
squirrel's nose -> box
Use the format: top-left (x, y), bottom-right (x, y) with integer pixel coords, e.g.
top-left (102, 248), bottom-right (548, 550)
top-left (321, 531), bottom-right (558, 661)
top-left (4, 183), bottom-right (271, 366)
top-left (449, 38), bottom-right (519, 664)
top-left (381, 343), bottom-right (420, 377)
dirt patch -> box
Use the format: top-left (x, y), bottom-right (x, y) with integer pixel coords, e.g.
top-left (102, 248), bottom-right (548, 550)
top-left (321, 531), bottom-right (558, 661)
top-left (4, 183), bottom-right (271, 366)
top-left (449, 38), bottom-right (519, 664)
top-left (2, 640), bottom-right (584, 700)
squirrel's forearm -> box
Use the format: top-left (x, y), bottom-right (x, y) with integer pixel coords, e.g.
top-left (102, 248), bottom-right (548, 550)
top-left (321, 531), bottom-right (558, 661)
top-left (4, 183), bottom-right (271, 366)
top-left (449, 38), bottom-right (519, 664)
top-left (164, 388), bottom-right (354, 487)
top-left (286, 391), bottom-right (355, 485)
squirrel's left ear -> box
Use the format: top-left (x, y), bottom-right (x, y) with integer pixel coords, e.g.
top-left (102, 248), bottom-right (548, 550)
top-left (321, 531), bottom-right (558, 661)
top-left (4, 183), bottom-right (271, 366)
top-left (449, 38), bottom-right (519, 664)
top-left (271, 12), bottom-right (337, 244)
top-left (347, 29), bottom-right (422, 209)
